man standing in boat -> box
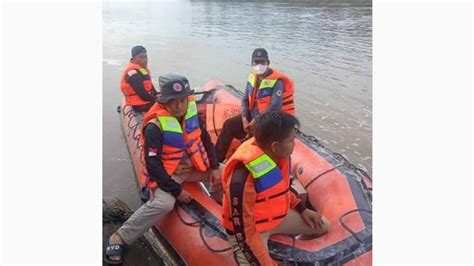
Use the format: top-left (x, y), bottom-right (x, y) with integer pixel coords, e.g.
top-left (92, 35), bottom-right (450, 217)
top-left (221, 111), bottom-right (329, 265)
top-left (215, 48), bottom-right (296, 162)
top-left (105, 74), bottom-right (222, 264)
top-left (120, 45), bottom-right (158, 112)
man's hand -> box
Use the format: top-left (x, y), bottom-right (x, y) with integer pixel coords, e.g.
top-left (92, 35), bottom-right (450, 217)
top-left (174, 163), bottom-right (191, 175)
top-left (248, 119), bottom-right (256, 135)
top-left (209, 169), bottom-right (221, 185)
top-left (242, 117), bottom-right (250, 133)
top-left (301, 209), bottom-right (324, 229)
top-left (176, 189), bottom-right (193, 204)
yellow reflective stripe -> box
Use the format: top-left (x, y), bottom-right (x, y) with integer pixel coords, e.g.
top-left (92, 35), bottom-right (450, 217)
top-left (185, 100), bottom-right (198, 120)
top-left (138, 68), bottom-right (148, 75)
top-left (247, 73), bottom-right (255, 86)
top-left (158, 116), bottom-right (182, 133)
top-left (245, 153), bottom-right (277, 179)
top-left (258, 79), bottom-right (277, 89)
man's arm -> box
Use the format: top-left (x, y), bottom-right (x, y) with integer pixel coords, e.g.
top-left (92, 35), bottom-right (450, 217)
top-left (229, 163), bottom-right (277, 265)
top-left (266, 79), bottom-right (284, 113)
top-left (240, 88), bottom-right (250, 119)
top-left (198, 117), bottom-right (219, 170)
top-left (289, 187), bottom-right (306, 213)
top-left (143, 123), bottom-right (182, 197)
top-left (126, 71), bottom-right (156, 102)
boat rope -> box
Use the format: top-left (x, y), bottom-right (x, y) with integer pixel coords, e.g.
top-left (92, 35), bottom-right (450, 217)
top-left (174, 203), bottom-right (200, 226)
top-left (123, 106), bottom-right (141, 142)
top-left (174, 202), bottom-right (232, 253)
top-left (289, 235), bottom-right (297, 266)
top-left (211, 103), bottom-right (219, 138)
top-left (198, 223), bottom-right (232, 253)
top-left (121, 104), bottom-right (146, 166)
top-left (304, 163), bottom-right (344, 190)
top-left (333, 152), bottom-right (372, 182)
top-left (339, 209), bottom-right (372, 244)
top-left (271, 233), bottom-right (298, 265)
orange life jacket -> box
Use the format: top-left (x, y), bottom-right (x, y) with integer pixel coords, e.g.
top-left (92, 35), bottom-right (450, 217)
top-left (222, 137), bottom-right (293, 232)
top-left (247, 69), bottom-right (295, 117)
top-left (120, 62), bottom-right (155, 106)
top-left (140, 96), bottom-right (210, 189)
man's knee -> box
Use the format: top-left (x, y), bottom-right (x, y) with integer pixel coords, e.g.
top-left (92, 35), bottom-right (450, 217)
top-left (162, 198), bottom-right (176, 213)
top-left (222, 117), bottom-right (234, 132)
top-left (148, 192), bottom-right (176, 213)
top-left (223, 115), bottom-right (242, 132)
top-left (318, 216), bottom-right (331, 235)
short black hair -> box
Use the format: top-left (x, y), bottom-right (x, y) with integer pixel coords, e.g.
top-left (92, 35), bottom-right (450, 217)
top-left (131, 45), bottom-right (146, 57)
top-left (254, 111), bottom-right (300, 148)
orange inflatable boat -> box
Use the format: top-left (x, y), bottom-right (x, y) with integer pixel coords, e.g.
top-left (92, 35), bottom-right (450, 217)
top-left (118, 80), bottom-right (372, 265)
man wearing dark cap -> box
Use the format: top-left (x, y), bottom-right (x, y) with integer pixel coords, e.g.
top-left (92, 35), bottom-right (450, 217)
top-left (215, 48), bottom-right (296, 162)
top-left (105, 74), bottom-right (222, 264)
top-left (120, 45), bottom-right (158, 112)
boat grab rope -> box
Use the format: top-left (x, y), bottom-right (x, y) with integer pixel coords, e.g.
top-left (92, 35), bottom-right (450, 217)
top-left (332, 152), bottom-right (372, 201)
top-left (339, 209), bottom-right (372, 244)
top-left (288, 235), bottom-right (297, 266)
top-left (303, 152), bottom-right (372, 205)
top-left (270, 233), bottom-right (298, 266)
top-left (121, 105), bottom-right (146, 168)
top-left (211, 103), bottom-right (219, 138)
top-left (122, 105), bottom-right (144, 151)
top-left (334, 152), bottom-right (372, 183)
top-left (174, 202), bottom-right (232, 253)
top-left (303, 163), bottom-right (345, 190)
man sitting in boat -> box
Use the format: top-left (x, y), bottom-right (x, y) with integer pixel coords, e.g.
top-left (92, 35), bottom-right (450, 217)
top-left (120, 45), bottom-right (158, 112)
top-left (221, 111), bottom-right (329, 265)
top-left (215, 48), bottom-right (296, 162)
top-left (105, 74), bottom-right (222, 264)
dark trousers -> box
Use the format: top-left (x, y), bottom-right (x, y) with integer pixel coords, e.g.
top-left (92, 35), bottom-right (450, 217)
top-left (215, 115), bottom-right (247, 162)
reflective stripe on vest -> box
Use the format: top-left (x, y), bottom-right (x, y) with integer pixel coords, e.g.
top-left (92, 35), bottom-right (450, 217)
top-left (257, 78), bottom-right (278, 99)
top-left (247, 73), bottom-right (278, 97)
top-left (184, 100), bottom-right (200, 134)
top-left (245, 153), bottom-right (283, 193)
top-left (138, 68), bottom-right (148, 76)
top-left (247, 73), bottom-right (256, 88)
top-left (158, 116), bottom-right (185, 149)
top-left (259, 79), bottom-right (277, 89)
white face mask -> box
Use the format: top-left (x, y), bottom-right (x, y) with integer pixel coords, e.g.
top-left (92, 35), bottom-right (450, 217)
top-left (253, 64), bottom-right (268, 75)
